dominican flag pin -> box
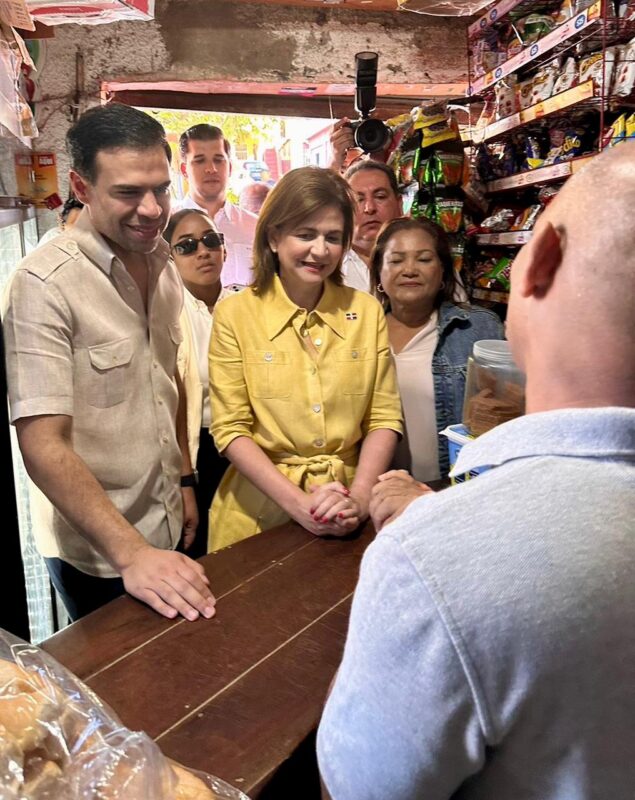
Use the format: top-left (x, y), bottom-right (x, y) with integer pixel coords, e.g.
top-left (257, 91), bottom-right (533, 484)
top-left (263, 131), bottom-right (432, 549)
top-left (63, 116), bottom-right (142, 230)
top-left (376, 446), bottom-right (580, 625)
top-left (345, 312), bottom-right (358, 320)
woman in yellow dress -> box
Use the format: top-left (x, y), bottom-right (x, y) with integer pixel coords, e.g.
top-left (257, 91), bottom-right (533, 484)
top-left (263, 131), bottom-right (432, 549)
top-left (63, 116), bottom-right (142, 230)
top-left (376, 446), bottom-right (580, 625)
top-left (208, 166), bottom-right (402, 551)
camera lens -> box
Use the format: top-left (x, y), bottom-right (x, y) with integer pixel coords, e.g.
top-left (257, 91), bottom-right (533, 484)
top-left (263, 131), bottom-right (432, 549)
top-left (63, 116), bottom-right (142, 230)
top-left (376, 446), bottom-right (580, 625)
top-left (354, 118), bottom-right (392, 154)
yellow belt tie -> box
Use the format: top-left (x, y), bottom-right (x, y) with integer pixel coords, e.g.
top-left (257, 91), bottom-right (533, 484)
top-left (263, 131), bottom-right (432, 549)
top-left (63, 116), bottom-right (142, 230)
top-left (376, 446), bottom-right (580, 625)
top-left (272, 448), bottom-right (357, 492)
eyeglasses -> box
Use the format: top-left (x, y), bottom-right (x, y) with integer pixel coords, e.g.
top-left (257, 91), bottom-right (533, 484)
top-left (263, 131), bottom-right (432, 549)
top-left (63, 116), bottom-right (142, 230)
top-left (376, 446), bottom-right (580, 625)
top-left (172, 231), bottom-right (225, 256)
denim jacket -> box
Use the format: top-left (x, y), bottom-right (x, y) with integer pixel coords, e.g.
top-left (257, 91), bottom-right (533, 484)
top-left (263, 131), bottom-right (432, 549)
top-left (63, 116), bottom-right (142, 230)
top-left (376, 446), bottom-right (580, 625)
top-left (433, 302), bottom-right (505, 476)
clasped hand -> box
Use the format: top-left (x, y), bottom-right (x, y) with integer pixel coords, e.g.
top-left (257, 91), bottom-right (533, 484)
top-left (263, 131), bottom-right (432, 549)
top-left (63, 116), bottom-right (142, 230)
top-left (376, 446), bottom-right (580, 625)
top-left (369, 470), bottom-right (434, 531)
top-left (295, 481), bottom-right (364, 537)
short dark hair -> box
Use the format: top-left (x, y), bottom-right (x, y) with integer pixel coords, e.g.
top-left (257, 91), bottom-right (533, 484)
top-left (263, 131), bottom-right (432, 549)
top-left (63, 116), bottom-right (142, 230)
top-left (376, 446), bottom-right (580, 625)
top-left (66, 103), bottom-right (171, 183)
top-left (60, 196), bottom-right (83, 224)
top-left (253, 167), bottom-right (354, 293)
top-left (163, 208), bottom-right (216, 244)
top-left (369, 216), bottom-right (458, 310)
top-left (343, 160), bottom-right (400, 198)
top-left (179, 124), bottom-right (231, 161)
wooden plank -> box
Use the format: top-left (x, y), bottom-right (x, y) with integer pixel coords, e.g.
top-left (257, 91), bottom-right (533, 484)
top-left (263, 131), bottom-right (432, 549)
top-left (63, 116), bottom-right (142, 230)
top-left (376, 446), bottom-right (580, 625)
top-left (83, 528), bottom-right (372, 738)
top-left (157, 600), bottom-right (353, 796)
top-left (41, 523), bottom-right (313, 679)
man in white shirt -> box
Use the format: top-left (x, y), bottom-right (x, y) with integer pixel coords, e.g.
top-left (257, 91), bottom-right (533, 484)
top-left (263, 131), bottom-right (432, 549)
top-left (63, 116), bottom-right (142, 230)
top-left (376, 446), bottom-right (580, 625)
top-left (174, 124), bottom-right (257, 287)
top-left (341, 161), bottom-right (402, 293)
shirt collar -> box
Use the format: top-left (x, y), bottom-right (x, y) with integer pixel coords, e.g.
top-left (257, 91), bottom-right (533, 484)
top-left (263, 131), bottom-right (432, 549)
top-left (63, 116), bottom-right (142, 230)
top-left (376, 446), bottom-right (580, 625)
top-left (66, 208), bottom-right (170, 276)
top-left (264, 275), bottom-right (347, 341)
top-left (452, 407), bottom-right (635, 477)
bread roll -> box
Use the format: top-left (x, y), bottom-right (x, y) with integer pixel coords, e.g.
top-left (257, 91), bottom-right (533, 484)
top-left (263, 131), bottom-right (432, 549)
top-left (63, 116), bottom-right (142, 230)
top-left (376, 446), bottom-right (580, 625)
top-left (0, 660), bottom-right (60, 752)
top-left (171, 763), bottom-right (219, 799)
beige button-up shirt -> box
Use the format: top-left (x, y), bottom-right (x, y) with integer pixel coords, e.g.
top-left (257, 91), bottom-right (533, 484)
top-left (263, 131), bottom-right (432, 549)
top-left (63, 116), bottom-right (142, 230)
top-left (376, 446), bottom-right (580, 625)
top-left (3, 211), bottom-right (184, 577)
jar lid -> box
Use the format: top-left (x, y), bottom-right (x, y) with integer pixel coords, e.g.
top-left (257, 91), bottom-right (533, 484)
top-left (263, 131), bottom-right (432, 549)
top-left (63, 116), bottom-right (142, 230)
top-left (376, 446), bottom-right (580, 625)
top-left (473, 339), bottom-right (517, 365)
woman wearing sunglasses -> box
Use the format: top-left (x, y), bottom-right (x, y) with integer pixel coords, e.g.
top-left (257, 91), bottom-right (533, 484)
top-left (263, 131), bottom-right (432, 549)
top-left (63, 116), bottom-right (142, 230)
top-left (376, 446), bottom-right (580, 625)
top-left (163, 209), bottom-right (243, 557)
top-left (208, 166), bottom-right (402, 551)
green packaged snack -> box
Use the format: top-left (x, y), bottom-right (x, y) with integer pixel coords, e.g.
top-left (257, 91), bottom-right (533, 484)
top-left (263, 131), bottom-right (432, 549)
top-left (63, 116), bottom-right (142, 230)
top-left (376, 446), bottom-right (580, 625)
top-left (486, 256), bottom-right (513, 290)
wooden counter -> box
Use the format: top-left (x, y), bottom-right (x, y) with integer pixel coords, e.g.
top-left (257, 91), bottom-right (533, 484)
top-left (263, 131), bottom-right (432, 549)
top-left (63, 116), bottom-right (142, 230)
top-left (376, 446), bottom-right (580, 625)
top-left (41, 521), bottom-right (376, 797)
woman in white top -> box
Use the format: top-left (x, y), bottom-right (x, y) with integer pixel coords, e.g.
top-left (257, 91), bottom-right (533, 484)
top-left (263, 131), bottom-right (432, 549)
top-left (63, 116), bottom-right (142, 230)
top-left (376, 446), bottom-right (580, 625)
top-left (370, 217), bottom-right (504, 482)
top-left (163, 209), bottom-right (242, 557)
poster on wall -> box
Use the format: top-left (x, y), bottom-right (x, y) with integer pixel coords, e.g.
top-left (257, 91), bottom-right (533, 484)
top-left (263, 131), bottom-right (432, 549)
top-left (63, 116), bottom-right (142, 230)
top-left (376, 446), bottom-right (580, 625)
top-left (26, 0), bottom-right (154, 25)
top-left (14, 152), bottom-right (62, 208)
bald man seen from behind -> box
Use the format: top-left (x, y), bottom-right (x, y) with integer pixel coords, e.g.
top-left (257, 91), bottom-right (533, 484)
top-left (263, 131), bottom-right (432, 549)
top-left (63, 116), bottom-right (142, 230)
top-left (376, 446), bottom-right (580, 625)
top-left (317, 142), bottom-right (635, 800)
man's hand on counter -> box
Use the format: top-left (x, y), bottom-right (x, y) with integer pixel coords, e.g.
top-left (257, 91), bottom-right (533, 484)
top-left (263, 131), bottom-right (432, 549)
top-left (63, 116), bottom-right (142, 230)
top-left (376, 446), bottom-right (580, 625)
top-left (369, 470), bottom-right (434, 531)
top-left (120, 546), bottom-right (216, 622)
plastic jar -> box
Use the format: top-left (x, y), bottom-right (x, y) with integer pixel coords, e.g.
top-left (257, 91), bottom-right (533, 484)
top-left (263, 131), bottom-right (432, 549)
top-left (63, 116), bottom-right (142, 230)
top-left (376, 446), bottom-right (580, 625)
top-left (462, 340), bottom-right (525, 436)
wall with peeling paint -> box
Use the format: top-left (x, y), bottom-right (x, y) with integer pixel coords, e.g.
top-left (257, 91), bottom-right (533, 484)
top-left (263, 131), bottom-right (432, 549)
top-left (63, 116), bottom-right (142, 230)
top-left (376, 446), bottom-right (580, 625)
top-left (0, 0), bottom-right (467, 231)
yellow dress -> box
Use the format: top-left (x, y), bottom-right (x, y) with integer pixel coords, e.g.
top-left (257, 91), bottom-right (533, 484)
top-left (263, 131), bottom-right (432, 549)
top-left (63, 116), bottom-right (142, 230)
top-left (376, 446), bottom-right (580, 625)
top-left (208, 275), bottom-right (402, 551)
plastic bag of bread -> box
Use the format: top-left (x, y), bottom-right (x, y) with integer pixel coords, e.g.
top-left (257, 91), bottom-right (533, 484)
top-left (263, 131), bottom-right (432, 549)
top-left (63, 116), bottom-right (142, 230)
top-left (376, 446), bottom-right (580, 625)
top-left (0, 629), bottom-right (249, 799)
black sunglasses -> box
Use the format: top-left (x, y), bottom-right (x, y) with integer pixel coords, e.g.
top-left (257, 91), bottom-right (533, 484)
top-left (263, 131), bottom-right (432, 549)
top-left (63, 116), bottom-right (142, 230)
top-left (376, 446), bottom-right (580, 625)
top-left (172, 231), bottom-right (225, 256)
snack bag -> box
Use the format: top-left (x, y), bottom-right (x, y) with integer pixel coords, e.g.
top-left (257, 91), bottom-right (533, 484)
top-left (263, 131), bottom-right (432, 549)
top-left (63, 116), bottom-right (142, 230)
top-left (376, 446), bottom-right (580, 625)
top-left (436, 199), bottom-right (464, 233)
top-left (517, 76), bottom-right (535, 109)
top-left (579, 48), bottom-right (617, 93)
top-left (613, 38), bottom-right (635, 97)
top-left (512, 204), bottom-right (542, 230)
top-left (486, 255), bottom-right (513, 290)
top-left (529, 58), bottom-right (560, 104)
top-left (553, 57), bottom-right (578, 94)
top-left (481, 208), bottom-right (517, 232)
top-left (519, 13), bottom-right (556, 43)
top-left (495, 76), bottom-right (519, 120)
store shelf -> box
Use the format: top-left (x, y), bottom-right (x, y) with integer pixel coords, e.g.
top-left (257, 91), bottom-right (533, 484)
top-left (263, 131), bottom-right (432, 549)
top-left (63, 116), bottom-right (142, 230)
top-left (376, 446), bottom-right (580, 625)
top-left (486, 154), bottom-right (596, 192)
top-left (469, 0), bottom-right (602, 95)
top-left (472, 287), bottom-right (509, 303)
top-left (471, 81), bottom-right (596, 143)
top-left (468, 0), bottom-right (562, 38)
top-left (475, 231), bottom-right (532, 245)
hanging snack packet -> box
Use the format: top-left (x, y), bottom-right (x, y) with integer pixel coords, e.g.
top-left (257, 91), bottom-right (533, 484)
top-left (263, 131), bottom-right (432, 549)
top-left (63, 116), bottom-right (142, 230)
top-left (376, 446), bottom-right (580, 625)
top-left (553, 56), bottom-right (578, 94)
top-left (579, 48), bottom-right (617, 93)
top-left (436, 199), bottom-right (464, 233)
top-left (495, 76), bottom-right (519, 119)
top-left (438, 152), bottom-right (465, 187)
top-left (401, 182), bottom-right (420, 216)
top-left (555, 0), bottom-right (575, 23)
top-left (517, 76), bottom-right (535, 109)
top-left (613, 37), bottom-right (635, 96)
top-left (529, 58), bottom-right (560, 104)
top-left (399, 150), bottom-right (417, 185)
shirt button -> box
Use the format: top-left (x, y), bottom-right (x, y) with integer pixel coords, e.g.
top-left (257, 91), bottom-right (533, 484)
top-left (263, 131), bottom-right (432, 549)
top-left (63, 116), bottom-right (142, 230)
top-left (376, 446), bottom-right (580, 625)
top-left (153, 361), bottom-right (159, 370)
top-left (127, 285), bottom-right (135, 292)
top-left (312, 404), bottom-right (321, 413)
top-left (314, 338), bottom-right (322, 346)
top-left (264, 352), bottom-right (273, 362)
top-left (158, 398), bottom-right (164, 406)
top-left (161, 434), bottom-right (169, 444)
top-left (351, 350), bottom-right (359, 359)
top-left (314, 439), bottom-right (324, 448)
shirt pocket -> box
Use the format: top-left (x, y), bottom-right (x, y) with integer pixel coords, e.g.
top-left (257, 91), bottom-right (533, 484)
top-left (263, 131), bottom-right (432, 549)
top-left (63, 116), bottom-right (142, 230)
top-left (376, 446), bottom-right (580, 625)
top-left (87, 338), bottom-right (133, 408)
top-left (244, 349), bottom-right (292, 399)
top-left (336, 347), bottom-right (374, 396)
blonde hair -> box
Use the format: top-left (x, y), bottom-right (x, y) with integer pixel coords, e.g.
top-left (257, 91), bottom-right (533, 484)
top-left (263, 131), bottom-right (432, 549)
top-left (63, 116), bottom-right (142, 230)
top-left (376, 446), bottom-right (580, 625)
top-left (251, 167), bottom-right (355, 293)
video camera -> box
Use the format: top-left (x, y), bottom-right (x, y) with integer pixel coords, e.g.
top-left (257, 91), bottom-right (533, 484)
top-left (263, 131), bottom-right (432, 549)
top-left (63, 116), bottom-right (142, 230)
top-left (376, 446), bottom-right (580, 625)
top-left (350, 51), bottom-right (392, 154)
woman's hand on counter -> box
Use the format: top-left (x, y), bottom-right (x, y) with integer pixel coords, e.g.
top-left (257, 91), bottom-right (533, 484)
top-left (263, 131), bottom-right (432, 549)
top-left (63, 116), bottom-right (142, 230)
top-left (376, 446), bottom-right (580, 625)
top-left (370, 470), bottom-right (434, 531)
top-left (308, 482), bottom-right (361, 535)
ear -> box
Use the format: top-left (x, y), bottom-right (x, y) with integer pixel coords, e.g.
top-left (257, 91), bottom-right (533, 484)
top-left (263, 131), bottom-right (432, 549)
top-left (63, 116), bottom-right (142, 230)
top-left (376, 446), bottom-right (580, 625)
top-left (268, 229), bottom-right (279, 254)
top-left (69, 170), bottom-right (89, 205)
top-left (517, 221), bottom-right (563, 299)
top-left (180, 162), bottom-right (187, 178)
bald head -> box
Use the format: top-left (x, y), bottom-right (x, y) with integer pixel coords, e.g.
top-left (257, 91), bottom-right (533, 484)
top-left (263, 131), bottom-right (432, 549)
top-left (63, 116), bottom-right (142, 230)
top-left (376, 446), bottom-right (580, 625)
top-left (507, 142), bottom-right (635, 412)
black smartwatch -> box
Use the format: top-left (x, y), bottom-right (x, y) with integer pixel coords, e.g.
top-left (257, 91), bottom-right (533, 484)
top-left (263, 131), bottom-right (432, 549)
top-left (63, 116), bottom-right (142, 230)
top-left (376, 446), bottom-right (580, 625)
top-left (180, 472), bottom-right (197, 488)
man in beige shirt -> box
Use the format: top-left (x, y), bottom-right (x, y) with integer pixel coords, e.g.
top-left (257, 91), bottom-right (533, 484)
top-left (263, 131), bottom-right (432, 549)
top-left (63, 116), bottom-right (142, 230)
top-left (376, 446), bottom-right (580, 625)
top-left (3, 103), bottom-right (216, 623)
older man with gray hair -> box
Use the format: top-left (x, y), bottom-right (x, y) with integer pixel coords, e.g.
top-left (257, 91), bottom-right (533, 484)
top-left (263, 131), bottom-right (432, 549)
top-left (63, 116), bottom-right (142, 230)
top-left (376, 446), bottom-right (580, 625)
top-left (317, 143), bottom-right (635, 800)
